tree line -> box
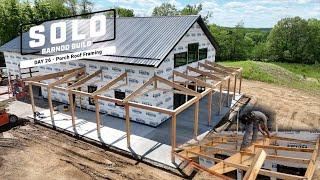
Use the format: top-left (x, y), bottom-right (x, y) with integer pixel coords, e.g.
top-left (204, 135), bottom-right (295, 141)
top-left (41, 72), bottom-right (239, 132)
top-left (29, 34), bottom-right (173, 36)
top-left (0, 1), bottom-right (318, 64)
top-left (210, 17), bottom-right (320, 64)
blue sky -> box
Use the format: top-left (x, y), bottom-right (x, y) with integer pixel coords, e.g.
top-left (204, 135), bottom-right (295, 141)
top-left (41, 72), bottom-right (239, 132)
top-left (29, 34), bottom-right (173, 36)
top-left (92, 0), bottom-right (320, 28)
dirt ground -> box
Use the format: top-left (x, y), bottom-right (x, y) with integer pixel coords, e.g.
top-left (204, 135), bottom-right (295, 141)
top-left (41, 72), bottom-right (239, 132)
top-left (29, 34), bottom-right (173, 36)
top-left (0, 80), bottom-right (319, 180)
top-left (241, 80), bottom-right (320, 131)
top-left (0, 123), bottom-right (183, 180)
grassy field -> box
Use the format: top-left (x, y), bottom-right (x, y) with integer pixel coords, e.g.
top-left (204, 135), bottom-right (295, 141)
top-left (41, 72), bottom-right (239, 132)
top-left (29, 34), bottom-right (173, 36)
top-left (219, 60), bottom-right (320, 91)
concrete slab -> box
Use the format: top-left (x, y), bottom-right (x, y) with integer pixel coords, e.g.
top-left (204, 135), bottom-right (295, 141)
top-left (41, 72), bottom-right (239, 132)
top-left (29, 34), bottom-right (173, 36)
top-left (30, 92), bottom-right (242, 168)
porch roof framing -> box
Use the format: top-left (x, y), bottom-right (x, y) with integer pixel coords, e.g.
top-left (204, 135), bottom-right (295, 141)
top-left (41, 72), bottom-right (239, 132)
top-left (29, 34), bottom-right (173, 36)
top-left (67, 69), bottom-right (102, 90)
top-left (198, 62), bottom-right (230, 80)
top-left (187, 66), bottom-right (223, 82)
top-left (174, 134), bottom-right (320, 180)
top-left (48, 67), bottom-right (85, 88)
top-left (205, 60), bottom-right (242, 75)
top-left (91, 72), bottom-right (128, 96)
top-left (25, 62), bottom-right (245, 165)
top-left (24, 67), bottom-right (85, 82)
top-left (173, 70), bottom-right (214, 88)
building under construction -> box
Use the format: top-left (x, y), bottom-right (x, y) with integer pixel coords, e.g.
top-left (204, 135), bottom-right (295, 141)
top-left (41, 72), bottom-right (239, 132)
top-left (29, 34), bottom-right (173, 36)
top-left (0, 15), bottom-right (318, 179)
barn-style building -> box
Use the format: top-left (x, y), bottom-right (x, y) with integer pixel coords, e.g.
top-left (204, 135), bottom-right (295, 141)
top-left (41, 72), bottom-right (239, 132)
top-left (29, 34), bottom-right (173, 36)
top-left (0, 15), bottom-right (241, 128)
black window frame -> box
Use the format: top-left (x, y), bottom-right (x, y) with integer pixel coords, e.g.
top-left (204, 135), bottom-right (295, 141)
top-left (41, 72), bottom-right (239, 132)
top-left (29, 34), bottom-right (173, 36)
top-left (114, 90), bottom-right (125, 107)
top-left (188, 43), bottom-right (199, 63)
top-left (88, 85), bottom-right (97, 105)
top-left (174, 52), bottom-right (187, 68)
top-left (199, 48), bottom-right (208, 60)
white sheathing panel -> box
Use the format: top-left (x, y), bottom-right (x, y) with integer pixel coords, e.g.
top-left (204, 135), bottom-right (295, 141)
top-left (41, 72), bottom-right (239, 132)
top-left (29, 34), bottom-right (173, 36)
top-left (3, 22), bottom-right (217, 127)
top-left (3, 52), bottom-right (40, 78)
top-left (38, 60), bottom-right (167, 126)
top-left (156, 21), bottom-right (216, 118)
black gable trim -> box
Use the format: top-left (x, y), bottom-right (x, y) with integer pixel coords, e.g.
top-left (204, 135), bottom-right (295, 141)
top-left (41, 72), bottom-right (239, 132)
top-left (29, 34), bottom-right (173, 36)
top-left (197, 17), bottom-right (219, 51)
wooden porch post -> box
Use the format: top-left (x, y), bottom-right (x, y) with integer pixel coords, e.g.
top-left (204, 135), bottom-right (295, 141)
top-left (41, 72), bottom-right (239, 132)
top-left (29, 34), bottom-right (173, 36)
top-left (47, 87), bottom-right (54, 122)
top-left (94, 97), bottom-right (101, 136)
top-left (239, 71), bottom-right (242, 94)
top-left (227, 78), bottom-right (231, 107)
top-left (28, 84), bottom-right (36, 118)
top-left (219, 83), bottom-right (223, 115)
top-left (207, 90), bottom-right (212, 126)
top-left (233, 74), bottom-right (237, 100)
top-left (125, 103), bottom-right (131, 148)
top-left (194, 100), bottom-right (199, 138)
top-left (171, 114), bottom-right (177, 163)
top-left (68, 92), bottom-right (76, 130)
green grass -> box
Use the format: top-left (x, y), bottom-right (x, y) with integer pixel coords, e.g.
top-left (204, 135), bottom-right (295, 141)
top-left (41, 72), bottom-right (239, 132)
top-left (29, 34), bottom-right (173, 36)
top-left (218, 60), bottom-right (320, 91)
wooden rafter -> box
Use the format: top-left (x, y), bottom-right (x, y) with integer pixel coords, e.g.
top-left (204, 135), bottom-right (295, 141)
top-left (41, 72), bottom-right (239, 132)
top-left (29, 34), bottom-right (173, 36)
top-left (123, 76), bottom-right (155, 102)
top-left (175, 134), bottom-right (319, 180)
top-left (173, 70), bottom-right (213, 88)
top-left (187, 66), bottom-right (222, 82)
top-left (243, 149), bottom-right (267, 180)
top-left (48, 67), bottom-right (85, 87)
top-left (155, 75), bottom-right (200, 97)
top-left (92, 72), bottom-right (127, 96)
top-left (67, 69), bottom-right (102, 90)
top-left (24, 67), bottom-right (84, 82)
top-left (198, 62), bottom-right (230, 79)
top-left (205, 60), bottom-right (239, 74)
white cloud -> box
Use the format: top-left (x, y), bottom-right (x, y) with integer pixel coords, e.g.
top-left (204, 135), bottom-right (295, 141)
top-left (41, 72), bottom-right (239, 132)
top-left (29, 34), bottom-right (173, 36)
top-left (101, 0), bottom-right (320, 27)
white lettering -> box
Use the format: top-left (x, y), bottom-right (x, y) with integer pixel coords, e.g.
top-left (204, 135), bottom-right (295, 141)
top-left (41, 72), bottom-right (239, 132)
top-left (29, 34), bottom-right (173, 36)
top-left (90, 15), bottom-right (106, 38)
top-left (29, 25), bottom-right (45, 48)
top-left (50, 22), bottom-right (66, 44)
top-left (72, 20), bottom-right (86, 41)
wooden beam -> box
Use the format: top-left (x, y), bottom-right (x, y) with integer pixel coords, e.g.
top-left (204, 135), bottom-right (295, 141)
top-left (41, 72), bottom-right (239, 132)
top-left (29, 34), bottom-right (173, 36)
top-left (304, 137), bottom-right (320, 179)
top-left (92, 72), bottom-right (127, 96)
top-left (173, 151), bottom-right (233, 180)
top-left (243, 149), bottom-right (267, 180)
top-left (125, 103), bottom-right (131, 148)
top-left (24, 67), bottom-right (84, 82)
top-left (68, 92), bottom-right (76, 130)
top-left (238, 70), bottom-right (242, 94)
top-left (222, 160), bottom-right (305, 180)
top-left (233, 74), bottom-right (237, 100)
top-left (47, 87), bottom-right (54, 122)
top-left (254, 144), bottom-right (314, 153)
top-left (187, 66), bottom-right (222, 82)
top-left (194, 101), bottom-right (199, 138)
top-left (28, 84), bottom-right (36, 118)
top-left (128, 101), bottom-right (174, 115)
top-left (198, 62), bottom-right (230, 77)
top-left (206, 61), bottom-right (237, 74)
top-left (174, 96), bottom-right (199, 114)
top-left (123, 76), bottom-right (155, 102)
top-left (173, 70), bottom-right (213, 88)
top-left (173, 81), bottom-right (197, 86)
top-left (94, 97), bottom-right (101, 135)
top-left (67, 69), bottom-right (102, 89)
top-left (48, 67), bottom-right (85, 87)
top-left (171, 114), bottom-right (177, 163)
top-left (205, 60), bottom-right (235, 74)
top-left (208, 90), bottom-right (212, 126)
top-left (156, 88), bottom-right (197, 97)
top-left (219, 83), bottom-right (223, 115)
top-left (186, 150), bottom-right (223, 163)
top-left (227, 78), bottom-right (230, 106)
top-left (155, 75), bottom-right (200, 97)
